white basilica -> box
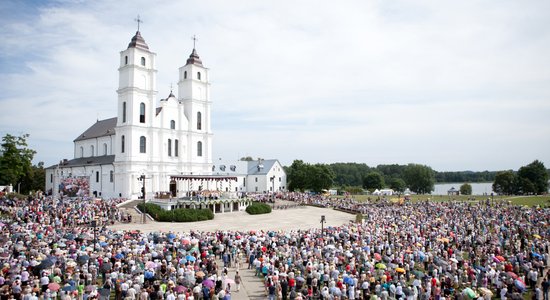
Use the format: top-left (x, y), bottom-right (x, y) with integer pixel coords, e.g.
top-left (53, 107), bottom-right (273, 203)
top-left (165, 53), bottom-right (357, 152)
top-left (45, 30), bottom-right (286, 200)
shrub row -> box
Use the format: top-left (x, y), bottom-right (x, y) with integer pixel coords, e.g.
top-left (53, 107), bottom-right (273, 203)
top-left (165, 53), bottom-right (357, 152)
top-left (246, 202), bottom-right (272, 215)
top-left (137, 203), bottom-right (214, 222)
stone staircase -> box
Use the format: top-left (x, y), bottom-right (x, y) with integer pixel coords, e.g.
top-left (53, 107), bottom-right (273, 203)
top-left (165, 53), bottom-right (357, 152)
top-left (118, 200), bottom-right (147, 224)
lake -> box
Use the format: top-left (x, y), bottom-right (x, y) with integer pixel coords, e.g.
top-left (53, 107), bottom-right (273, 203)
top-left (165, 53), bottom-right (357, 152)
top-left (433, 182), bottom-right (494, 195)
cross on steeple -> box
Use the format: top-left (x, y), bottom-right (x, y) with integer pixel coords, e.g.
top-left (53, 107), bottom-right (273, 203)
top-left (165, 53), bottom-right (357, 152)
top-left (191, 35), bottom-right (198, 49)
top-left (135, 15), bottom-right (143, 32)
top-left (170, 83), bottom-right (173, 92)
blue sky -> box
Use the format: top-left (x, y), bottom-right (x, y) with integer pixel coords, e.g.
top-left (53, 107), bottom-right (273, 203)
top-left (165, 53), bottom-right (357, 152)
top-left (1, 0), bottom-right (549, 171)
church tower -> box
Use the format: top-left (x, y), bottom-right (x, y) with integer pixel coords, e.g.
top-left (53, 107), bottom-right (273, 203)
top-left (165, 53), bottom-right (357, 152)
top-left (177, 42), bottom-right (212, 173)
top-left (116, 30), bottom-right (157, 161)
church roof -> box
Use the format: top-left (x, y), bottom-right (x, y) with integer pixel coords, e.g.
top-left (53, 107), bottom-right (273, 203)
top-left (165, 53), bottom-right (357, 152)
top-left (127, 31), bottom-right (150, 50)
top-left (186, 48), bottom-right (203, 66)
top-left (46, 155), bottom-right (115, 170)
top-left (74, 117), bottom-right (117, 142)
top-left (246, 159), bottom-right (279, 175)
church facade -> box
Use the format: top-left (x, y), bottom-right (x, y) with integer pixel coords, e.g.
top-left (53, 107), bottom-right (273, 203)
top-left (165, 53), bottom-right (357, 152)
top-left (45, 30), bottom-right (286, 199)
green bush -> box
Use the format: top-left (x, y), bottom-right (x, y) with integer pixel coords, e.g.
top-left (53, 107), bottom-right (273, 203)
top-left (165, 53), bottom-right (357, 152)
top-left (137, 203), bottom-right (214, 222)
top-left (246, 202), bottom-right (272, 215)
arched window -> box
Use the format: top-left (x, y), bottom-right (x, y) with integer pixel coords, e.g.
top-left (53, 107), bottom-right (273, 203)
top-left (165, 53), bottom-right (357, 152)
top-left (80, 146), bottom-right (84, 158)
top-left (122, 102), bottom-right (127, 123)
top-left (175, 139), bottom-right (179, 157)
top-left (124, 56), bottom-right (128, 65)
top-left (141, 57), bottom-right (146, 66)
top-left (197, 141), bottom-right (202, 157)
top-left (139, 102), bottom-right (145, 123)
top-left (109, 170), bottom-right (114, 182)
top-left (90, 145), bottom-right (94, 157)
top-left (170, 120), bottom-right (175, 129)
top-left (121, 135), bottom-right (125, 153)
top-left (139, 136), bottom-right (146, 153)
top-left (197, 112), bottom-right (202, 130)
top-left (168, 139), bottom-right (172, 156)
top-left (103, 143), bottom-right (108, 155)
top-left (197, 72), bottom-right (201, 80)
top-left (184, 71), bottom-right (187, 79)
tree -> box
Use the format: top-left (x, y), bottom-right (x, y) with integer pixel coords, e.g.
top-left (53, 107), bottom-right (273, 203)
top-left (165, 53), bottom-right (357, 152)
top-left (389, 178), bottom-right (406, 193)
top-left (460, 183), bottom-right (472, 195)
top-left (0, 134), bottom-right (36, 187)
top-left (492, 170), bottom-right (516, 195)
top-left (517, 160), bottom-right (548, 195)
top-left (308, 164), bottom-right (335, 193)
top-left (287, 160), bottom-right (309, 192)
top-left (239, 156), bottom-right (254, 161)
top-left (363, 172), bottom-right (385, 191)
top-left (403, 163), bottom-right (435, 194)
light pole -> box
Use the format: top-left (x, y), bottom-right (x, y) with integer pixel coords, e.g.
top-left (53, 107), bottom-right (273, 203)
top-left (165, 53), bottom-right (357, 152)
top-left (270, 176), bottom-right (276, 208)
top-left (91, 219), bottom-right (97, 253)
top-left (320, 215), bottom-right (326, 237)
top-left (140, 174), bottom-right (146, 224)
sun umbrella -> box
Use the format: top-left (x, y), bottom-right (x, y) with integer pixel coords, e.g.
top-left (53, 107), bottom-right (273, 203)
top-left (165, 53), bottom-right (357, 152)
top-left (296, 276), bottom-right (305, 282)
top-left (62, 285), bottom-right (76, 292)
top-left (506, 271), bottom-right (518, 279)
top-left (514, 279), bottom-right (526, 291)
top-left (48, 282), bottom-right (61, 291)
top-left (463, 287), bottom-right (476, 299)
top-left (115, 253), bottom-right (124, 260)
top-left (478, 287), bottom-right (493, 297)
top-left (167, 233), bottom-right (176, 240)
top-left (396, 268), bottom-right (406, 273)
top-left (203, 279), bottom-right (215, 288)
top-left (145, 261), bottom-right (157, 269)
top-left (375, 263), bottom-right (386, 269)
top-left (374, 253), bottom-right (382, 261)
top-left (532, 252), bottom-right (543, 259)
top-left (225, 278), bottom-right (235, 285)
top-left (186, 255), bottom-right (196, 262)
top-left (66, 261), bottom-right (77, 268)
top-left (77, 255), bottom-right (89, 265)
top-left (196, 271), bottom-right (205, 278)
top-left (533, 234), bottom-right (541, 239)
top-left (496, 255), bottom-right (505, 262)
top-left (450, 258), bottom-right (458, 263)
top-left (175, 285), bottom-right (187, 293)
top-left (412, 270), bottom-right (424, 279)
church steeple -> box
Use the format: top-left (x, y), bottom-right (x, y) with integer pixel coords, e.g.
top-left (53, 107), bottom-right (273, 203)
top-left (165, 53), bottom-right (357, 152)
top-left (186, 35), bottom-right (203, 66)
top-left (127, 31), bottom-right (149, 50)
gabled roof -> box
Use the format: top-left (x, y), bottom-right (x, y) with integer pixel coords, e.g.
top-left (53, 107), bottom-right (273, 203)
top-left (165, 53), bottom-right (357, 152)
top-left (246, 159), bottom-right (280, 175)
top-left (46, 155), bottom-right (115, 169)
top-left (74, 117), bottom-right (117, 142)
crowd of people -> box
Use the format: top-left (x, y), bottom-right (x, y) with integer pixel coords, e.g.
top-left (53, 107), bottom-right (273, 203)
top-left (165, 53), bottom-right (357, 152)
top-left (0, 193), bottom-right (548, 300)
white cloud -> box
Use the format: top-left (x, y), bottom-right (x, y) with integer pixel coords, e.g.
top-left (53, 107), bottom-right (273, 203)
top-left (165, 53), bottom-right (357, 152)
top-left (1, 0), bottom-right (549, 171)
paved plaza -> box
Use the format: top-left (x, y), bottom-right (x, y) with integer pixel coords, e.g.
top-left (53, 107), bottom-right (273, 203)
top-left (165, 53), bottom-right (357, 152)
top-left (110, 203), bottom-right (354, 233)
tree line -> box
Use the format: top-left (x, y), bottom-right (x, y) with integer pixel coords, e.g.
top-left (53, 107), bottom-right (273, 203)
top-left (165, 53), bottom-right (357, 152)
top-left (286, 160), bottom-right (549, 195)
top-left (0, 134), bottom-right (44, 195)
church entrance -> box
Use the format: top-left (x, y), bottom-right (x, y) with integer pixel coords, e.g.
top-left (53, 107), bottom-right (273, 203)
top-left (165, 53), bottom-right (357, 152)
top-left (169, 180), bottom-right (177, 197)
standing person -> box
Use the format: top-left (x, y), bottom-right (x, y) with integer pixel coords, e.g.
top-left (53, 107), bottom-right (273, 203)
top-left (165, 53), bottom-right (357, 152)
top-left (542, 276), bottom-right (549, 300)
top-left (234, 272), bottom-right (241, 292)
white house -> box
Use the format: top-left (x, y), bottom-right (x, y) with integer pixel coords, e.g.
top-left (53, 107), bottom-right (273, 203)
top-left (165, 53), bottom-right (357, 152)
top-left (45, 29), bottom-right (286, 199)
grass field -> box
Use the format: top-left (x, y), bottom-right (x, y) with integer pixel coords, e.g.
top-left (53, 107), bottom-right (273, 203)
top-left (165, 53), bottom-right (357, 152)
top-left (336, 194), bottom-right (550, 206)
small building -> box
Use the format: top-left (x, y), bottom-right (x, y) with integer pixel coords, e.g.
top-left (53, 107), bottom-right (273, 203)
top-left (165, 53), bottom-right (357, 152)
top-left (448, 187), bottom-right (460, 196)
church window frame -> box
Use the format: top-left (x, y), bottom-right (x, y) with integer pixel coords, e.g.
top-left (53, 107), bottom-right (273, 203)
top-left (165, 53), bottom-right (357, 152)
top-left (122, 102), bottom-right (127, 123)
top-left (90, 145), bottom-right (94, 157)
top-left (140, 102), bottom-right (146, 123)
top-left (80, 146), bottom-right (84, 158)
top-left (175, 139), bottom-right (179, 157)
top-left (170, 120), bottom-right (175, 129)
top-left (125, 56), bottom-right (128, 65)
top-left (197, 72), bottom-right (201, 80)
top-left (184, 71), bottom-right (187, 79)
top-left (110, 170), bottom-right (114, 183)
top-left (96, 171), bottom-right (99, 183)
top-left (121, 135), bottom-right (125, 153)
top-left (197, 141), bottom-right (202, 157)
top-left (197, 112), bottom-right (202, 130)
top-left (168, 139), bottom-right (172, 157)
top-left (140, 136), bottom-right (146, 153)
top-left (141, 57), bottom-right (146, 66)
top-left (103, 143), bottom-right (108, 155)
